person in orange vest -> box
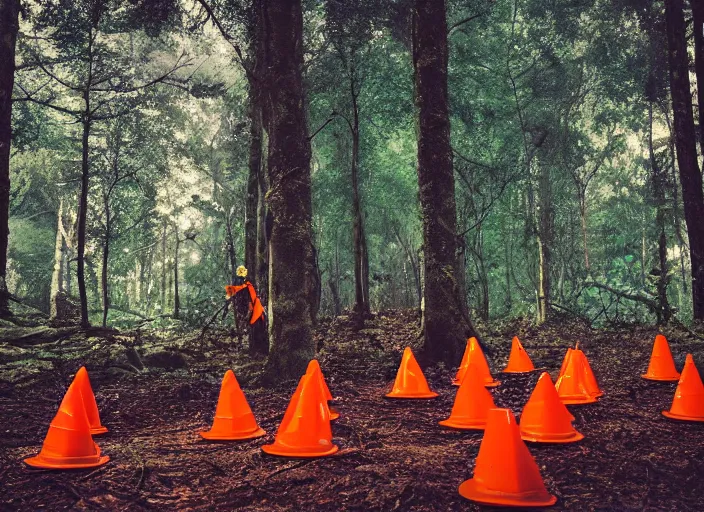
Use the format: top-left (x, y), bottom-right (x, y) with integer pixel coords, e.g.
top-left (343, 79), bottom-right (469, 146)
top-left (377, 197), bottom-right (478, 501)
top-left (225, 266), bottom-right (268, 355)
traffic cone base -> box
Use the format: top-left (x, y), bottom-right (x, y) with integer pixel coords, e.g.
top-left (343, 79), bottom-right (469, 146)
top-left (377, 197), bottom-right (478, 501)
top-left (200, 426), bottom-right (266, 441)
top-left (24, 451), bottom-right (110, 469)
top-left (386, 390), bottom-right (439, 399)
top-left (386, 347), bottom-right (439, 399)
top-left (503, 336), bottom-right (535, 373)
top-left (261, 442), bottom-right (340, 458)
top-left (560, 395), bottom-right (597, 405)
top-left (438, 417), bottom-right (487, 430)
top-left (453, 379), bottom-right (501, 388)
top-left (521, 429), bottom-right (584, 444)
top-left (458, 408), bottom-right (557, 508)
top-left (642, 374), bottom-right (680, 382)
top-left (458, 478), bottom-right (557, 508)
top-left (642, 334), bottom-right (680, 381)
top-left (662, 410), bottom-right (704, 422)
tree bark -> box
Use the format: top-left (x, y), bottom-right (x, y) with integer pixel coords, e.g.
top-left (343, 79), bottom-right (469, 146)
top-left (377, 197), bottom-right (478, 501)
top-left (160, 217), bottom-right (167, 310)
top-left (77, 113), bottom-right (91, 327)
top-left (49, 200), bottom-right (65, 319)
top-left (692, 0), bottom-right (704, 155)
top-left (245, 74), bottom-right (261, 283)
top-left (173, 230), bottom-right (180, 319)
top-left (261, 0), bottom-right (316, 382)
top-left (413, 0), bottom-right (474, 365)
top-left (101, 197), bottom-right (110, 328)
top-left (665, 0), bottom-right (704, 320)
top-left (0, 0), bottom-right (20, 316)
top-left (349, 64), bottom-right (371, 319)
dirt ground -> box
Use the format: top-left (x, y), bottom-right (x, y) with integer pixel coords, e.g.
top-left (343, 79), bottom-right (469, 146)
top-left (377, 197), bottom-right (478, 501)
top-left (2, 311), bottom-right (704, 511)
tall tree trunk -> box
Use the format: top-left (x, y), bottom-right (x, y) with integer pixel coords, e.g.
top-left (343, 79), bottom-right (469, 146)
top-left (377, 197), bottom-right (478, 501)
top-left (692, 0), bottom-right (704, 155)
top-left (245, 75), bottom-right (261, 283)
top-left (77, 113), bottom-right (91, 327)
top-left (0, 0), bottom-right (20, 316)
top-left (350, 68), bottom-right (370, 318)
top-left (413, 0), bottom-right (475, 365)
top-left (261, 0), bottom-right (316, 383)
top-left (665, 0), bottom-right (704, 320)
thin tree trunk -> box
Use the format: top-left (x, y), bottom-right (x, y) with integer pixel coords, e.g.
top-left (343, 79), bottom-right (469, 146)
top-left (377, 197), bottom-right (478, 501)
top-left (160, 218), bottom-right (167, 310)
top-left (413, 0), bottom-right (474, 365)
top-left (665, 0), bottom-right (704, 320)
top-left (261, 0), bottom-right (316, 383)
top-left (77, 30), bottom-right (94, 328)
top-left (579, 198), bottom-right (590, 272)
top-left (101, 199), bottom-right (110, 328)
top-left (49, 201), bottom-right (65, 319)
top-left (226, 211), bottom-right (237, 283)
top-left (173, 231), bottom-right (180, 319)
top-left (0, 0), bottom-right (19, 316)
top-left (537, 161), bottom-right (553, 323)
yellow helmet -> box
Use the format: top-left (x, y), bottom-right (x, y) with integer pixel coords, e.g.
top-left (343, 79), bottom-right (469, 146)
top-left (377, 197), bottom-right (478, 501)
top-left (236, 265), bottom-right (248, 278)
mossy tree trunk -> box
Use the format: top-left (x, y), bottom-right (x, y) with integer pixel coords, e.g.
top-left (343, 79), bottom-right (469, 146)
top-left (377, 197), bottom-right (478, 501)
top-left (664, 0), bottom-right (704, 321)
top-left (413, 0), bottom-right (475, 365)
top-left (0, 0), bottom-right (20, 316)
top-left (261, 0), bottom-right (316, 382)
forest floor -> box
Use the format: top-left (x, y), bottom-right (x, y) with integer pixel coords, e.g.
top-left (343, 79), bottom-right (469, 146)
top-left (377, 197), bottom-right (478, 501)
top-left (2, 309), bottom-right (704, 511)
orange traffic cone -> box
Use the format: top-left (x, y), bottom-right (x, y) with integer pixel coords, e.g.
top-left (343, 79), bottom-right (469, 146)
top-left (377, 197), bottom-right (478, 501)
top-left (306, 360), bottom-right (339, 420)
top-left (262, 372), bottom-right (339, 457)
top-left (200, 370), bottom-right (266, 441)
top-left (503, 336), bottom-right (535, 373)
top-left (574, 349), bottom-right (603, 398)
top-left (386, 347), bottom-right (438, 399)
top-left (555, 349), bottom-right (597, 405)
top-left (558, 348), bottom-right (573, 378)
top-left (439, 365), bottom-right (496, 430)
top-left (453, 337), bottom-right (500, 388)
top-left (520, 372), bottom-right (583, 443)
top-left (642, 334), bottom-right (681, 381)
top-left (458, 408), bottom-right (557, 507)
top-left (71, 367), bottom-right (107, 435)
top-left (24, 382), bottom-right (109, 469)
top-left (662, 354), bottom-right (704, 422)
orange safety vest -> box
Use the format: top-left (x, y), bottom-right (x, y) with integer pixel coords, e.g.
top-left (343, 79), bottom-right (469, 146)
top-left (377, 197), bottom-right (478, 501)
top-left (225, 282), bottom-right (265, 325)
